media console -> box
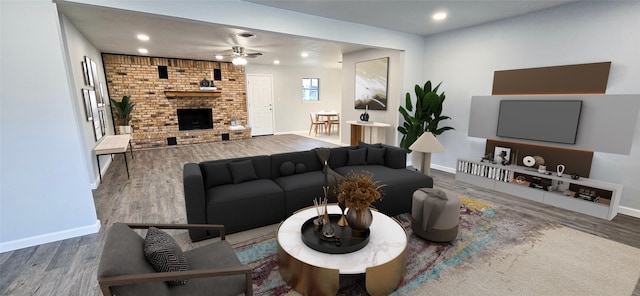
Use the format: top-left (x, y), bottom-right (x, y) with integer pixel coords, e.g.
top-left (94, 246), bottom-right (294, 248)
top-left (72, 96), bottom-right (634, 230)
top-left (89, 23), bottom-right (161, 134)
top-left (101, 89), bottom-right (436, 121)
top-left (455, 158), bottom-right (622, 220)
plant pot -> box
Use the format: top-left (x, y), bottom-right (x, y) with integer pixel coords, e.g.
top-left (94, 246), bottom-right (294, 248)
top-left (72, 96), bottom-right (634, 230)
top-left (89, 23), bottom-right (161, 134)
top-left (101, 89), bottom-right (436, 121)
top-left (346, 207), bottom-right (373, 231)
top-left (119, 125), bottom-right (132, 134)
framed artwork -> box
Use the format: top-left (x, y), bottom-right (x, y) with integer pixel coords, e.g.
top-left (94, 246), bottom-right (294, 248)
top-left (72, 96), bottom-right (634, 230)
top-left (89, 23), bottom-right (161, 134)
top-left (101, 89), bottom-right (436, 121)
top-left (98, 108), bottom-right (107, 136)
top-left (355, 57), bottom-right (389, 110)
top-left (90, 59), bottom-right (104, 106)
top-left (81, 61), bottom-right (90, 86)
top-left (89, 90), bottom-right (103, 141)
top-left (98, 82), bottom-right (106, 106)
top-left (84, 56), bottom-right (94, 87)
top-left (494, 146), bottom-right (511, 164)
top-left (82, 89), bottom-right (93, 121)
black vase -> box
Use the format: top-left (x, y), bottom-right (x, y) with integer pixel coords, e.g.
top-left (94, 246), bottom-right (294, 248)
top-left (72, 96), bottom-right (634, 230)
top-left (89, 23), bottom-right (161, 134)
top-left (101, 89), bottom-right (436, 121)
top-left (360, 112), bottom-right (369, 121)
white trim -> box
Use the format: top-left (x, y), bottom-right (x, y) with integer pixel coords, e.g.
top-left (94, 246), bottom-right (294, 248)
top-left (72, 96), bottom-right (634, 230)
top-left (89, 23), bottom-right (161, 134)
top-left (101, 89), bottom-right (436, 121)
top-left (432, 164), bottom-right (456, 174)
top-left (617, 206), bottom-right (640, 219)
top-left (91, 156), bottom-right (113, 189)
top-left (0, 220), bottom-right (101, 253)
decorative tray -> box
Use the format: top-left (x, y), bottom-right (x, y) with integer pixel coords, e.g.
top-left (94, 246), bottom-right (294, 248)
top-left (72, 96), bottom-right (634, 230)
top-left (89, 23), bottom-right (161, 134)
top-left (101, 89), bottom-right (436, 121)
top-left (300, 214), bottom-right (370, 254)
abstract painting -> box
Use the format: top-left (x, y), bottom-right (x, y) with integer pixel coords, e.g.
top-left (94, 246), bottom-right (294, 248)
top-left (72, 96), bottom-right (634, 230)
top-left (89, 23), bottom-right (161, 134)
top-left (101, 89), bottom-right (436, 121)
top-left (355, 57), bottom-right (388, 110)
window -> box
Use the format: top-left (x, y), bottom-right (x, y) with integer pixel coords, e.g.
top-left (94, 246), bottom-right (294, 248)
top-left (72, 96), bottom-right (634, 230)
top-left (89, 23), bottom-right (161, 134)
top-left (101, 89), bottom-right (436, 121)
top-left (302, 78), bottom-right (319, 101)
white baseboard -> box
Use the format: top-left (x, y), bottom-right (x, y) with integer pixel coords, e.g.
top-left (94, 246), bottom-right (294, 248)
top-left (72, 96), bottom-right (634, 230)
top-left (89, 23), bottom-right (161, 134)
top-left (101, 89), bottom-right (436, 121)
top-left (432, 164), bottom-right (456, 174)
top-left (617, 206), bottom-right (640, 219)
top-left (0, 220), bottom-right (101, 253)
top-left (91, 156), bottom-right (113, 189)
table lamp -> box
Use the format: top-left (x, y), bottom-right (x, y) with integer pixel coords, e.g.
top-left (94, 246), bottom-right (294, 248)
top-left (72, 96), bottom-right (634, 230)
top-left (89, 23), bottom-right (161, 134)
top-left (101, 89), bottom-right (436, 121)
top-left (409, 132), bottom-right (445, 176)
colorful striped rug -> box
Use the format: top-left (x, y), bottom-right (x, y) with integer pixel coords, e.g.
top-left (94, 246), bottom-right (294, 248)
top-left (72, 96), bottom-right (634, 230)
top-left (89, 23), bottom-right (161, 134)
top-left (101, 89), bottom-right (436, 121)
top-left (227, 197), bottom-right (558, 295)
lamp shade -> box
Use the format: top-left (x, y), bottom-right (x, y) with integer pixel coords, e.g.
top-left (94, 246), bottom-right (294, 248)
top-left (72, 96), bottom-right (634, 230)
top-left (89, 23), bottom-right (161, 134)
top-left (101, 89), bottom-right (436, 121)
top-left (409, 132), bottom-right (445, 153)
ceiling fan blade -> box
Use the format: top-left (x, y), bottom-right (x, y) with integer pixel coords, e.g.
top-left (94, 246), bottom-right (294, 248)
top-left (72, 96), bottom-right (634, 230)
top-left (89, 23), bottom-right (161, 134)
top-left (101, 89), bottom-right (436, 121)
top-left (245, 52), bottom-right (262, 58)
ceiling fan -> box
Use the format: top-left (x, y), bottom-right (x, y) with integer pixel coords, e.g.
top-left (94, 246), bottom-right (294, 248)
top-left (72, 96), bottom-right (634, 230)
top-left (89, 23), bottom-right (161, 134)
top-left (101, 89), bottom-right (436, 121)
top-left (216, 46), bottom-right (262, 65)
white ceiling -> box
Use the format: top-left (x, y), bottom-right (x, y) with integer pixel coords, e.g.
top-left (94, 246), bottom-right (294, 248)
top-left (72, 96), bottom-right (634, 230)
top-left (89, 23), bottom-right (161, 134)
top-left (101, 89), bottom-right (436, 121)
top-left (57, 0), bottom-right (576, 68)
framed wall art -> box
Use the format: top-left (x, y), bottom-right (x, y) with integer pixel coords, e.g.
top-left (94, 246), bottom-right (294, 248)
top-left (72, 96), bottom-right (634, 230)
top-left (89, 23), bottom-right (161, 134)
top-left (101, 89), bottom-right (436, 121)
top-left (355, 57), bottom-right (389, 110)
top-left (82, 89), bottom-right (93, 121)
top-left (84, 56), bottom-right (94, 87)
top-left (89, 90), bottom-right (103, 141)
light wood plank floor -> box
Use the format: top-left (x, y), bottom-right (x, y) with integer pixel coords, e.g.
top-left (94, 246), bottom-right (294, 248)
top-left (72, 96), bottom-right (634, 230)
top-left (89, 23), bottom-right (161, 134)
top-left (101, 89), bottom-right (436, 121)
top-left (1, 134), bottom-right (638, 295)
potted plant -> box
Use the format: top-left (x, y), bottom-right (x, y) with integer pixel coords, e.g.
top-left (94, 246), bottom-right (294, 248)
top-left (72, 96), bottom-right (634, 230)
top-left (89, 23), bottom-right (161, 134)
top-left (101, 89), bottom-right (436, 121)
top-left (398, 81), bottom-right (454, 153)
top-left (336, 170), bottom-right (384, 230)
top-left (110, 95), bottom-right (136, 134)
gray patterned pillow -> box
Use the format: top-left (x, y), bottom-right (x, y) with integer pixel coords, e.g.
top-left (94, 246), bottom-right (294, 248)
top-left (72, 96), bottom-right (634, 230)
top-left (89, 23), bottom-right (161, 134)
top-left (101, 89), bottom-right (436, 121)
top-left (143, 227), bottom-right (189, 286)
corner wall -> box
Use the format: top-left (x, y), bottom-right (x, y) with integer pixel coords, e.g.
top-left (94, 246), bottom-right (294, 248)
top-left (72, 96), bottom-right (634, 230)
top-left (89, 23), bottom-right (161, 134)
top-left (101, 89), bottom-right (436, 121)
top-left (423, 1), bottom-right (640, 212)
top-left (0, 0), bottom-right (99, 252)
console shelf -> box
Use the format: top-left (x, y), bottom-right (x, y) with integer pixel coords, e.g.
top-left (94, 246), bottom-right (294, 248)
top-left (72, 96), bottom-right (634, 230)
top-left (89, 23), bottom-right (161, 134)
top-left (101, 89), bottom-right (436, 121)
top-left (455, 158), bottom-right (622, 220)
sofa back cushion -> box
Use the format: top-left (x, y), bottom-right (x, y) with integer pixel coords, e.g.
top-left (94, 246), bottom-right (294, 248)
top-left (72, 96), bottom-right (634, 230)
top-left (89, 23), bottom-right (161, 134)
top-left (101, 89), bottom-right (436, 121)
top-left (98, 223), bottom-right (170, 296)
top-left (271, 150), bottom-right (322, 179)
top-left (228, 159), bottom-right (259, 184)
top-left (328, 146), bottom-right (353, 168)
top-left (200, 155), bottom-right (271, 189)
top-left (201, 162), bottom-right (232, 188)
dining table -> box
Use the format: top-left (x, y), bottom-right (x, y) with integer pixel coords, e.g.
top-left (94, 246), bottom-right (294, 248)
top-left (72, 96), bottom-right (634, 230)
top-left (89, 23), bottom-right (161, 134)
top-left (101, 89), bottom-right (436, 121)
top-left (316, 111), bottom-right (339, 135)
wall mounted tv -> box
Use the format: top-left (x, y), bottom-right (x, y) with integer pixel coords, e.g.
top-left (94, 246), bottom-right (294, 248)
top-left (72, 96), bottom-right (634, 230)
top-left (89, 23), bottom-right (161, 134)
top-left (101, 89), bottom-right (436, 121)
top-left (496, 100), bottom-right (582, 144)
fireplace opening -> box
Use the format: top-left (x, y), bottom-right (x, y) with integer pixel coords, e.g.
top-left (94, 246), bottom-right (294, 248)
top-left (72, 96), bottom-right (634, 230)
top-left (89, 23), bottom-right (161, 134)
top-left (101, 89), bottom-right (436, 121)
top-left (177, 109), bottom-right (213, 131)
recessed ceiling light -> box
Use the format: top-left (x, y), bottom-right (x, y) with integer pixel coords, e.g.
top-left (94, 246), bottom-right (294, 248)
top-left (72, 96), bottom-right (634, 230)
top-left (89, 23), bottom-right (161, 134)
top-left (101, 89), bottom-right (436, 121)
top-left (137, 34), bottom-right (149, 41)
top-left (235, 32), bottom-right (256, 39)
top-left (215, 55), bottom-right (224, 60)
top-left (301, 52), bottom-right (309, 58)
top-left (433, 12), bottom-right (447, 21)
top-left (273, 60), bottom-right (280, 65)
top-left (138, 48), bottom-right (148, 54)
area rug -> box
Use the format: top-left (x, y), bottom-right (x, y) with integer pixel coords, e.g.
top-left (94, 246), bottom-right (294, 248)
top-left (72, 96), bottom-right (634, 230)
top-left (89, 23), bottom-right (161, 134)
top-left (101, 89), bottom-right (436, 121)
top-left (225, 197), bottom-right (640, 295)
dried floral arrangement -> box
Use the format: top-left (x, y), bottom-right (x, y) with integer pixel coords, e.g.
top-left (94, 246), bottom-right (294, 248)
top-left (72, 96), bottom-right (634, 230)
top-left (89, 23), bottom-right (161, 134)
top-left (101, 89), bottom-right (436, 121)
top-left (336, 170), bottom-right (384, 210)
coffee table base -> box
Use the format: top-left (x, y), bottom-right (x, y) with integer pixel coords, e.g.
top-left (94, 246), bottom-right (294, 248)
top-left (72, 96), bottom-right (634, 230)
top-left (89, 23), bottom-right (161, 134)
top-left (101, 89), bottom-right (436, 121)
top-left (278, 239), bottom-right (406, 296)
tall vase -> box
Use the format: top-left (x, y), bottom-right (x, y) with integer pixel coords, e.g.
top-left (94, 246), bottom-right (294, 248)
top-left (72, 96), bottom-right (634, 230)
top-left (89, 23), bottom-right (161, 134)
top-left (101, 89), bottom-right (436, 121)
top-left (346, 207), bottom-right (373, 231)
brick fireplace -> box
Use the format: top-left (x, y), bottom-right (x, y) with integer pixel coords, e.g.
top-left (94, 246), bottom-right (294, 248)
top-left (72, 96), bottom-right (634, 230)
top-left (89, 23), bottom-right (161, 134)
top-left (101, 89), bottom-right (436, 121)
top-left (102, 54), bottom-right (251, 149)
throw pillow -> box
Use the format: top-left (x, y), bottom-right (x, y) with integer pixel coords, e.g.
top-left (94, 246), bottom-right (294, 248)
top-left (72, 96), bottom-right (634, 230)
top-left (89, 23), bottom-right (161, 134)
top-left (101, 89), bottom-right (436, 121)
top-left (280, 161), bottom-right (296, 176)
top-left (143, 227), bottom-right (189, 286)
top-left (201, 162), bottom-right (232, 188)
top-left (295, 163), bottom-right (306, 174)
top-left (347, 148), bottom-right (367, 166)
top-left (228, 159), bottom-right (259, 184)
top-left (358, 141), bottom-right (382, 149)
top-left (367, 147), bottom-right (387, 165)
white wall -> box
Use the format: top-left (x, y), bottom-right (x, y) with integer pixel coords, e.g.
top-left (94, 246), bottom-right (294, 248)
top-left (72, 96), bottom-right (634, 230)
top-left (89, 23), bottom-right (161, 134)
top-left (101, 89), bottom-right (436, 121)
top-left (423, 1), bottom-right (640, 212)
top-left (342, 49), bottom-right (405, 146)
top-left (0, 0), bottom-right (99, 252)
top-left (246, 64), bottom-right (342, 133)
top-left (59, 14), bottom-right (115, 189)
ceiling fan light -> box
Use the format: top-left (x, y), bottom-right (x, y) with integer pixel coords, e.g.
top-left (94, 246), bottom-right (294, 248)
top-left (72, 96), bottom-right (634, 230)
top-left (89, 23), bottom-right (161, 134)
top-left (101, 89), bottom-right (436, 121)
top-left (232, 57), bottom-right (247, 65)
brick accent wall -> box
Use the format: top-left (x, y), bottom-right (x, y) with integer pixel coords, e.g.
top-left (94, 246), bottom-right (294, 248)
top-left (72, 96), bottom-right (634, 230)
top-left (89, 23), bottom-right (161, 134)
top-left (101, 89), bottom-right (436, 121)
top-left (102, 54), bottom-right (251, 149)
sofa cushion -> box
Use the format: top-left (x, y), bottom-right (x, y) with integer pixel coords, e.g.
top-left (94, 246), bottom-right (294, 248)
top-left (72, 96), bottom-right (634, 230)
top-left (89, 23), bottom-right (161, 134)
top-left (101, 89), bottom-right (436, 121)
top-left (280, 161), bottom-right (295, 176)
top-left (358, 141), bottom-right (382, 149)
top-left (295, 163), bottom-right (306, 174)
top-left (367, 147), bottom-right (386, 165)
top-left (228, 159), bottom-right (258, 184)
top-left (143, 227), bottom-right (189, 286)
top-left (201, 162), bottom-right (232, 188)
top-left (271, 150), bottom-right (322, 179)
top-left (347, 148), bottom-right (367, 166)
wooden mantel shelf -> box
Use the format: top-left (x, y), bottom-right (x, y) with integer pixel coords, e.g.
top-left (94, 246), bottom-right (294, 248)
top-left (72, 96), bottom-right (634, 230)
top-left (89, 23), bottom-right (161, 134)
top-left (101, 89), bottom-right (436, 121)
top-left (164, 91), bottom-right (221, 98)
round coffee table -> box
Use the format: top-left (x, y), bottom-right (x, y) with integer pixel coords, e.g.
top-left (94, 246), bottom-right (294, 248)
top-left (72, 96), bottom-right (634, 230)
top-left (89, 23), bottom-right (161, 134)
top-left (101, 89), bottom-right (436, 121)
top-left (277, 205), bottom-right (407, 295)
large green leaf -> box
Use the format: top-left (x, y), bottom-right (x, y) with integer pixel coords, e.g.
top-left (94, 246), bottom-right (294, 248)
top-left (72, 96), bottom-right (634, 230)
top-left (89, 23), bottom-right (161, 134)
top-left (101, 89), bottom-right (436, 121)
top-left (397, 81), bottom-right (455, 152)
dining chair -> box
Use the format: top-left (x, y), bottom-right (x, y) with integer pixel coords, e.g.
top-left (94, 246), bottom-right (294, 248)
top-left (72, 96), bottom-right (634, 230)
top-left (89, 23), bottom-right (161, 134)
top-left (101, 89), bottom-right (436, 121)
top-left (309, 112), bottom-right (325, 135)
top-left (327, 112), bottom-right (340, 135)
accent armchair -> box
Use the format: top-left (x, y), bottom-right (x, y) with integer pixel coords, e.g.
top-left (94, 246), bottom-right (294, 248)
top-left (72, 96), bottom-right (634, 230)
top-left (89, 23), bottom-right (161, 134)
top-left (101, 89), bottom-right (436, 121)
top-left (97, 223), bottom-right (253, 296)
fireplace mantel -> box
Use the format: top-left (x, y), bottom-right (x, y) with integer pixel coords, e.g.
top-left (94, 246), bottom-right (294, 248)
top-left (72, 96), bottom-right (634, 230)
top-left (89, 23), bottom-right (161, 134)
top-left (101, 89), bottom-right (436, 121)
top-left (164, 91), bottom-right (221, 98)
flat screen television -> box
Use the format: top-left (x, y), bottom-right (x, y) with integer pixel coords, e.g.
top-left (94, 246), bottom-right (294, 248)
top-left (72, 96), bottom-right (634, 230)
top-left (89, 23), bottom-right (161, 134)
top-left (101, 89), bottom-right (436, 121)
top-left (496, 100), bottom-right (582, 144)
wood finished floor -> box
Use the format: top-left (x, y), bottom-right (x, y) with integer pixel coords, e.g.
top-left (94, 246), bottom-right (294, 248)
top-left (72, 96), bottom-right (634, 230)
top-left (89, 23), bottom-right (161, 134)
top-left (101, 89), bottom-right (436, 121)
top-left (1, 134), bottom-right (638, 295)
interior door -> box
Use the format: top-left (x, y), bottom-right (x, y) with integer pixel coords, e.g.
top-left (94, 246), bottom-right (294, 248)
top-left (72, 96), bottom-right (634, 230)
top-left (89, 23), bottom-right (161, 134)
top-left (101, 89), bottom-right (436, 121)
top-left (247, 74), bottom-right (275, 136)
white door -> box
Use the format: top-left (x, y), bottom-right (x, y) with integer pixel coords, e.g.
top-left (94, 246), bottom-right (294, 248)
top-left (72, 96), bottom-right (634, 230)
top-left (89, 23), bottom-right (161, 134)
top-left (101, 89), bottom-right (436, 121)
top-left (247, 74), bottom-right (275, 136)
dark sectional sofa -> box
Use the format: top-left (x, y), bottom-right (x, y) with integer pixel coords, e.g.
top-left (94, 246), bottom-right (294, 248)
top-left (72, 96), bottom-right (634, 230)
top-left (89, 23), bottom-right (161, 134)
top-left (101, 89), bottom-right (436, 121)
top-left (183, 142), bottom-right (433, 241)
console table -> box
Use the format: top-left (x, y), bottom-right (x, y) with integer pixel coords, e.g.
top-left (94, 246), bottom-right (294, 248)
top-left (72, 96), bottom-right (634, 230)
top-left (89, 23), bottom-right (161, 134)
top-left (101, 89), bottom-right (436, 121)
top-left (277, 205), bottom-right (407, 295)
top-left (346, 121), bottom-right (390, 145)
top-left (95, 135), bottom-right (133, 182)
